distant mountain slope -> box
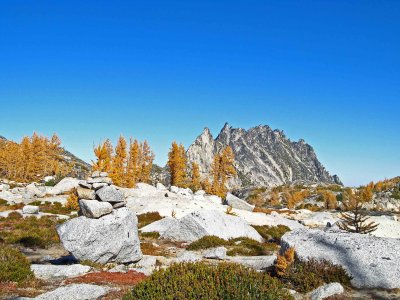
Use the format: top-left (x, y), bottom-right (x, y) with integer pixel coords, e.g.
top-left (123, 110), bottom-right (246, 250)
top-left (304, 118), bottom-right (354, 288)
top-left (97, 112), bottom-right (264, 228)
top-left (187, 123), bottom-right (341, 188)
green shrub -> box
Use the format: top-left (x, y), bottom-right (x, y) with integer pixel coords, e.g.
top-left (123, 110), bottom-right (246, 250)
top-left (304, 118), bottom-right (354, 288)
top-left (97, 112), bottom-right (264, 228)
top-left (123, 262), bottom-right (292, 300)
top-left (226, 237), bottom-right (278, 256)
top-left (0, 245), bottom-right (33, 283)
top-left (137, 212), bottom-right (163, 229)
top-left (187, 235), bottom-right (277, 256)
top-left (139, 231), bottom-right (160, 239)
top-left (252, 225), bottom-right (291, 242)
top-left (44, 179), bottom-right (56, 187)
top-left (280, 258), bottom-right (352, 293)
top-left (0, 199), bottom-right (8, 206)
top-left (187, 235), bottom-right (228, 250)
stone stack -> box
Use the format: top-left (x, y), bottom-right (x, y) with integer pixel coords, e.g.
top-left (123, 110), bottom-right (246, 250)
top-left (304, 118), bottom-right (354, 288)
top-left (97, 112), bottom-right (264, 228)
top-left (76, 172), bottom-right (126, 218)
top-left (56, 171), bottom-right (142, 264)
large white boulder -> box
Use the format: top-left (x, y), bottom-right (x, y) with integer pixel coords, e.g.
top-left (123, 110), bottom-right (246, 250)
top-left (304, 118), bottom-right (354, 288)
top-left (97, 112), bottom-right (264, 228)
top-left (226, 193), bottom-right (255, 211)
top-left (160, 209), bottom-right (263, 243)
top-left (79, 200), bottom-right (113, 218)
top-left (57, 208), bottom-right (142, 264)
top-left (140, 217), bottom-right (179, 235)
top-left (34, 284), bottom-right (109, 300)
top-left (52, 177), bottom-right (80, 195)
top-left (281, 228), bottom-right (400, 289)
top-left (31, 264), bottom-right (91, 280)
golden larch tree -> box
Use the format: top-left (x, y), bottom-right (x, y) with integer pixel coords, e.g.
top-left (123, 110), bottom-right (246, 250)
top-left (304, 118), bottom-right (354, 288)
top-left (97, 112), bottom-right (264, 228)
top-left (211, 146), bottom-right (237, 198)
top-left (167, 142), bottom-right (188, 187)
top-left (190, 162), bottom-right (201, 192)
top-left (110, 135), bottom-right (127, 186)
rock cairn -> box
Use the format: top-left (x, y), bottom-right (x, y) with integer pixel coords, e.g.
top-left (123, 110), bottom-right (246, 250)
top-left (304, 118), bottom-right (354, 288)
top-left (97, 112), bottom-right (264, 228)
top-left (77, 171), bottom-right (126, 218)
top-left (57, 171), bottom-right (142, 264)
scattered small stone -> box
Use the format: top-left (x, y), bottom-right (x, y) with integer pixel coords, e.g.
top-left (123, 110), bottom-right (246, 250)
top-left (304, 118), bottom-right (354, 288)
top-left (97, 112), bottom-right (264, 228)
top-left (203, 247), bottom-right (227, 260)
top-left (309, 282), bottom-right (344, 300)
top-left (31, 264), bottom-right (91, 280)
top-left (79, 200), bottom-right (113, 218)
top-left (22, 205), bottom-right (39, 214)
top-left (77, 187), bottom-right (96, 200)
top-left (112, 202), bottom-right (126, 209)
top-left (175, 251), bottom-right (202, 263)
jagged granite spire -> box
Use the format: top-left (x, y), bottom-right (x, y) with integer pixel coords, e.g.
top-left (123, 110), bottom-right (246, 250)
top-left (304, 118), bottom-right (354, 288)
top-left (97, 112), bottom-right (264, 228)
top-left (186, 123), bottom-right (341, 188)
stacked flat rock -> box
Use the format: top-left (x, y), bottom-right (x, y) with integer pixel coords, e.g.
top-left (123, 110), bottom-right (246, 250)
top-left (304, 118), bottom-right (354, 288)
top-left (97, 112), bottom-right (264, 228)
top-left (57, 171), bottom-right (142, 264)
top-left (77, 172), bottom-right (126, 218)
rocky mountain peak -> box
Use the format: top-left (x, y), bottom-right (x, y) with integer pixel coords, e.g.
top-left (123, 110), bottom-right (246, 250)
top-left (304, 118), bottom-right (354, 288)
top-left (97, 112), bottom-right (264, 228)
top-left (187, 124), bottom-right (341, 188)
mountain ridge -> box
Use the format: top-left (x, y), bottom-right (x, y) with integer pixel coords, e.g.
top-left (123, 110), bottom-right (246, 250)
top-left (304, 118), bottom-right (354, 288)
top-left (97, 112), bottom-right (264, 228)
top-left (187, 123), bottom-right (341, 188)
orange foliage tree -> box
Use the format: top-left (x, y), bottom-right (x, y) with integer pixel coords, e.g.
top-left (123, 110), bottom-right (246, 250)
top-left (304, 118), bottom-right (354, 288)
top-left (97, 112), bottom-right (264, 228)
top-left (210, 146), bottom-right (237, 199)
top-left (92, 136), bottom-right (154, 187)
top-left (167, 142), bottom-right (188, 187)
top-left (0, 133), bottom-right (69, 182)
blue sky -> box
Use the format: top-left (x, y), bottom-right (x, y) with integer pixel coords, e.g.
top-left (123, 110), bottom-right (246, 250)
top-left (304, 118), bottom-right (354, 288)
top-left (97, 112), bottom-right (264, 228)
top-left (0, 1), bottom-right (399, 186)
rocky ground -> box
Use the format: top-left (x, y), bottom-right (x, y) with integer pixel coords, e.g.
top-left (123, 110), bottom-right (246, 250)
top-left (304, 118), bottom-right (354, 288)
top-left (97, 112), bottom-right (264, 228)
top-left (1, 175), bottom-right (400, 299)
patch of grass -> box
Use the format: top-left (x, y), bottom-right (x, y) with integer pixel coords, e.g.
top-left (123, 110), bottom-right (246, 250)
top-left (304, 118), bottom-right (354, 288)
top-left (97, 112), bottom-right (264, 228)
top-left (186, 235), bottom-right (229, 250)
top-left (123, 262), bottom-right (292, 300)
top-left (137, 212), bottom-right (162, 229)
top-left (0, 199), bottom-right (7, 206)
top-left (139, 231), bottom-right (160, 239)
top-left (0, 215), bottom-right (61, 248)
top-left (80, 260), bottom-right (105, 271)
top-left (252, 225), bottom-right (291, 243)
top-left (186, 235), bottom-right (278, 256)
top-left (0, 202), bottom-right (24, 213)
top-left (278, 258), bottom-right (352, 293)
top-left (227, 237), bottom-right (278, 256)
top-left (140, 242), bottom-right (168, 256)
top-left (0, 245), bottom-right (33, 283)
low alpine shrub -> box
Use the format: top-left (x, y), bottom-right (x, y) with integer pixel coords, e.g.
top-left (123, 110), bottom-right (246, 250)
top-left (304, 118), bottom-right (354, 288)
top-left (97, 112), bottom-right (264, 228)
top-left (0, 245), bottom-right (33, 283)
top-left (279, 258), bottom-right (352, 293)
top-left (252, 225), bottom-right (291, 242)
top-left (186, 235), bottom-right (228, 250)
top-left (123, 262), bottom-right (292, 300)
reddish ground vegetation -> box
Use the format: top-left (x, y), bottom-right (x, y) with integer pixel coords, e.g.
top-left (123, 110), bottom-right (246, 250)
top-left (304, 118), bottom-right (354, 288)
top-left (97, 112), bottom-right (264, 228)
top-left (65, 270), bottom-right (147, 286)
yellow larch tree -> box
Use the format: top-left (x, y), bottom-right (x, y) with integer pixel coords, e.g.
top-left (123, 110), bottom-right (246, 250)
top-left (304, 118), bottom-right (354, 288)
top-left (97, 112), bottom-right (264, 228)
top-left (110, 135), bottom-right (127, 186)
top-left (210, 146), bottom-right (237, 199)
top-left (138, 140), bottom-right (154, 183)
top-left (126, 138), bottom-right (140, 188)
top-left (167, 141), bottom-right (188, 187)
top-left (190, 162), bottom-right (201, 192)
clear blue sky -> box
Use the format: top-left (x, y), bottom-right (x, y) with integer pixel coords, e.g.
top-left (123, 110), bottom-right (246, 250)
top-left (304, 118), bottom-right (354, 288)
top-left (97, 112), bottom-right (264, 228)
top-left (1, 1), bottom-right (399, 186)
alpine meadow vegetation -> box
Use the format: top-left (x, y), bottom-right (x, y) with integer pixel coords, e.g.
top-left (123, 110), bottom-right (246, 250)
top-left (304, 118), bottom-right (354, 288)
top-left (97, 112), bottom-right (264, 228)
top-left (123, 262), bottom-right (293, 300)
